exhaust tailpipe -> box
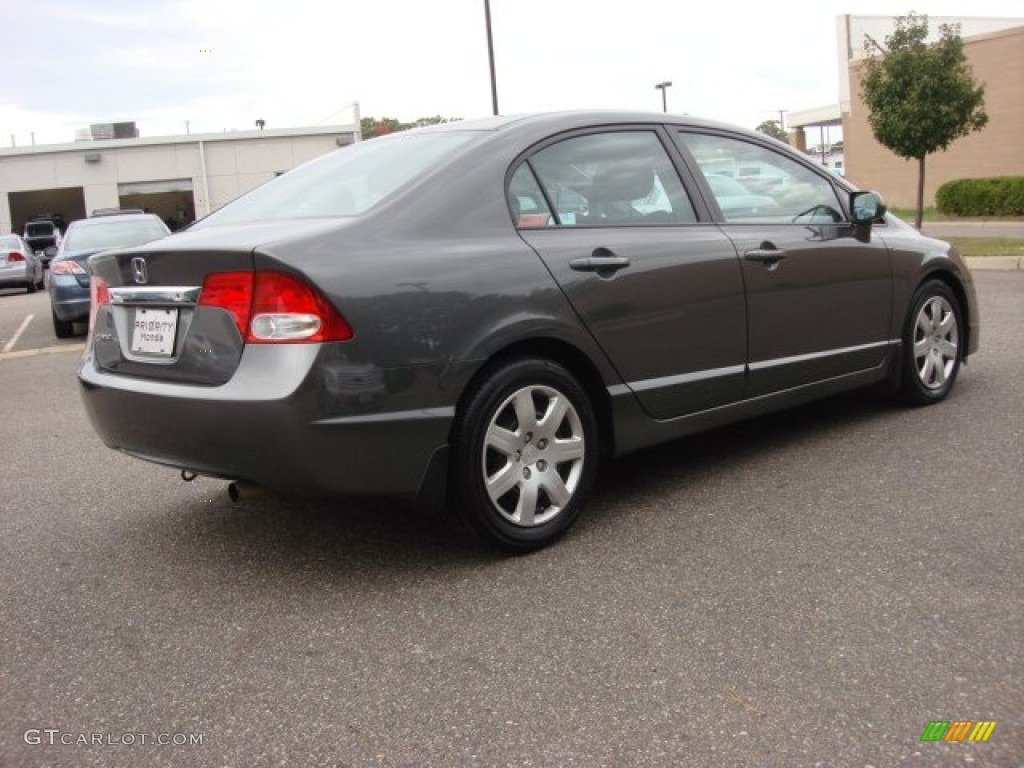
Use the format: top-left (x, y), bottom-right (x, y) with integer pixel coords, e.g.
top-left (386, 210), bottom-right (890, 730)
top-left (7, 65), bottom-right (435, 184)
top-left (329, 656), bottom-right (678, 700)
top-left (228, 481), bottom-right (266, 502)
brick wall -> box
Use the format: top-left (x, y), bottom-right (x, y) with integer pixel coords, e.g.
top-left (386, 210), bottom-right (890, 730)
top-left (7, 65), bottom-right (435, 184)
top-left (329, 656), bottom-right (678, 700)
top-left (844, 25), bottom-right (1024, 208)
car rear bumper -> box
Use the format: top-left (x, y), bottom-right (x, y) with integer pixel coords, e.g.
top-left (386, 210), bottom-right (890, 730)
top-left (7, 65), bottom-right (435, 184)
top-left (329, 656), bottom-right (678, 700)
top-left (78, 344), bottom-right (455, 496)
top-left (50, 277), bottom-right (90, 321)
top-left (0, 263), bottom-right (32, 286)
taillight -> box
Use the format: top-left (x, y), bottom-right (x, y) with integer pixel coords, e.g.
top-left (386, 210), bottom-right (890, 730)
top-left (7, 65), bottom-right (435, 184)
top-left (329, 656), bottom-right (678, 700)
top-left (249, 271), bottom-right (353, 342)
top-left (198, 270), bottom-right (353, 343)
top-left (7, 250), bottom-right (25, 263)
top-left (89, 275), bottom-right (110, 334)
top-left (51, 260), bottom-right (87, 275)
top-left (198, 272), bottom-right (254, 338)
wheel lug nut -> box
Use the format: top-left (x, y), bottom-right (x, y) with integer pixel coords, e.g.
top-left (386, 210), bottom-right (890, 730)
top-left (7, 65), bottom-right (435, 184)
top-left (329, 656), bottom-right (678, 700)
top-left (537, 439), bottom-right (547, 449)
top-left (523, 467), bottom-right (531, 479)
top-left (524, 432), bottom-right (532, 443)
top-left (537, 460), bottom-right (547, 472)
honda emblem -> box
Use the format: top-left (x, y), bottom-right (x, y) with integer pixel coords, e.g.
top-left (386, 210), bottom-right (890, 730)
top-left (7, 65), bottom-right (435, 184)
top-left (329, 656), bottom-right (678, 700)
top-left (131, 257), bottom-right (148, 285)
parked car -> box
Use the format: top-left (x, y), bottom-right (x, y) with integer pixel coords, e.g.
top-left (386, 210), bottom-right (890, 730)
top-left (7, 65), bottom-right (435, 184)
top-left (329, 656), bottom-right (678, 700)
top-left (90, 208), bottom-right (146, 217)
top-left (49, 213), bottom-right (170, 338)
top-left (23, 218), bottom-right (63, 265)
top-left (704, 173), bottom-right (780, 218)
top-left (78, 112), bottom-right (979, 551)
top-left (0, 234), bottom-right (45, 293)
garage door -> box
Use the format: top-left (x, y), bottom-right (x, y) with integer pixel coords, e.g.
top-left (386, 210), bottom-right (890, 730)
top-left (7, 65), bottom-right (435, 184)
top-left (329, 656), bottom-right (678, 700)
top-left (118, 179), bottom-right (193, 196)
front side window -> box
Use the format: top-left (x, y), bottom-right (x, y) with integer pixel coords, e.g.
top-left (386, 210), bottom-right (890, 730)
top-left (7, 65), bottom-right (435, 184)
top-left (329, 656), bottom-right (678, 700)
top-left (677, 132), bottom-right (844, 224)
top-left (520, 131), bottom-right (696, 227)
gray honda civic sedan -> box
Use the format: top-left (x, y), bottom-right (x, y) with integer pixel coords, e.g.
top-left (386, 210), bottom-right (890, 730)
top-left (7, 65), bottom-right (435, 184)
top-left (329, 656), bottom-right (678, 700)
top-left (79, 111), bottom-right (979, 551)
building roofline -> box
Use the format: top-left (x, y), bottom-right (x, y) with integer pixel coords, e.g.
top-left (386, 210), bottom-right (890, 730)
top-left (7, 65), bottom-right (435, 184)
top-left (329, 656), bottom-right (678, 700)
top-left (788, 105), bottom-right (843, 129)
top-left (0, 123), bottom-right (359, 158)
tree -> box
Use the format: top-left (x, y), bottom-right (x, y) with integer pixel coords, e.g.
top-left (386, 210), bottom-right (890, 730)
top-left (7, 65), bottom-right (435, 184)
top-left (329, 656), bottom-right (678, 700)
top-left (414, 115), bottom-right (460, 127)
top-left (360, 115), bottom-right (462, 139)
top-left (755, 120), bottom-right (789, 143)
top-left (861, 12), bottom-right (987, 229)
top-left (360, 116), bottom-right (411, 139)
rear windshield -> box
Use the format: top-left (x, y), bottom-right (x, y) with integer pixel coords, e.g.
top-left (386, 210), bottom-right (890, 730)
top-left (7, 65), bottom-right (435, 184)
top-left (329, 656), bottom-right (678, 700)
top-left (64, 219), bottom-right (169, 252)
top-left (25, 223), bottom-right (54, 237)
top-left (193, 131), bottom-right (478, 227)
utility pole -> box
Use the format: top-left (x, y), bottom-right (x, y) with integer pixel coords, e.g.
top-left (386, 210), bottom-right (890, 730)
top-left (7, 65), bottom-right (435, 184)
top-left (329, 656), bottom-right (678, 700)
top-left (484, 0), bottom-right (499, 115)
top-left (655, 81), bottom-right (673, 113)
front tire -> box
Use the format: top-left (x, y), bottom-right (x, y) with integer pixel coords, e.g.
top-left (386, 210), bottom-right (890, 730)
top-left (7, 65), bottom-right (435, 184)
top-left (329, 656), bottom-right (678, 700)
top-left (899, 280), bottom-right (963, 405)
top-left (450, 357), bottom-right (598, 552)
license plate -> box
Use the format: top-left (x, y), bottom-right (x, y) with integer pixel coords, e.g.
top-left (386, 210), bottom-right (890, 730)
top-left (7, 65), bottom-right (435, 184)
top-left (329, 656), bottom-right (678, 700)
top-left (131, 308), bottom-right (178, 357)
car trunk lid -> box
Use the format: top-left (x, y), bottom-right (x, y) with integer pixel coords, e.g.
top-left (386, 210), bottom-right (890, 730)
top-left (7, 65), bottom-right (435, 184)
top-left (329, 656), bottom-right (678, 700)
top-left (86, 219), bottom-right (350, 386)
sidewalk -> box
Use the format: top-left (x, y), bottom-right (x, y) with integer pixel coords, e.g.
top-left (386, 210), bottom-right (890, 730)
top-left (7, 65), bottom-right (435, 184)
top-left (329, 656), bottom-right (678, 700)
top-left (922, 221), bottom-right (1024, 238)
top-left (965, 256), bottom-right (1023, 271)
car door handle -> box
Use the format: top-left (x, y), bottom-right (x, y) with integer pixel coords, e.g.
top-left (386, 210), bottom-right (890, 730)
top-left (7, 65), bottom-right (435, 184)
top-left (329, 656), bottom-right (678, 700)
top-left (743, 246), bottom-right (786, 265)
top-left (570, 250), bottom-right (631, 273)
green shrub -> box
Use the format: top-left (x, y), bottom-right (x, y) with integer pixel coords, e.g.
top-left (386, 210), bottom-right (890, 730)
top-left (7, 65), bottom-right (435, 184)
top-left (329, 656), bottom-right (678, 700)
top-left (936, 176), bottom-right (1024, 216)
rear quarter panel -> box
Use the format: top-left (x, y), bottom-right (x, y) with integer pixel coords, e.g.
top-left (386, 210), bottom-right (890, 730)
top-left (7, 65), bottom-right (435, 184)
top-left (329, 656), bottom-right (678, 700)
top-left (255, 130), bottom-right (625, 408)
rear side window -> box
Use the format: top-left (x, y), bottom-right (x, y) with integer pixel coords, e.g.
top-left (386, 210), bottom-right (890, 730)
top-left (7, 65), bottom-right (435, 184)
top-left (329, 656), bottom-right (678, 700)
top-left (194, 131), bottom-right (478, 226)
top-left (516, 131), bottom-right (697, 227)
top-left (508, 165), bottom-right (554, 228)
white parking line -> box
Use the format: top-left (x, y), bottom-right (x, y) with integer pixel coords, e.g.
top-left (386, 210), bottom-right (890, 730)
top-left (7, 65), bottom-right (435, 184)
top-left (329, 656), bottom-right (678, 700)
top-left (0, 342), bottom-right (85, 362)
top-left (2, 313), bottom-right (34, 353)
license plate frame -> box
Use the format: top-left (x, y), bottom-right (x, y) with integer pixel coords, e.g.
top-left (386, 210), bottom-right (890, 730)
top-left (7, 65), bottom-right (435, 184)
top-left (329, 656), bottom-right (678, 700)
top-left (130, 307), bottom-right (178, 357)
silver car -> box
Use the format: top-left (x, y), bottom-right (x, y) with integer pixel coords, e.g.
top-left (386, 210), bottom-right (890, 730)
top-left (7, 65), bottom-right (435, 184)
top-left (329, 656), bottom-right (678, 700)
top-left (78, 112), bottom-right (979, 551)
top-left (0, 234), bottom-right (44, 293)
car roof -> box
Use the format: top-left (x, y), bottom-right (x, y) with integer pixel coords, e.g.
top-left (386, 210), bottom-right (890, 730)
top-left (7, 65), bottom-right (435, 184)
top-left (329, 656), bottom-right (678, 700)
top-left (67, 213), bottom-right (164, 230)
top-left (413, 110), bottom-right (751, 136)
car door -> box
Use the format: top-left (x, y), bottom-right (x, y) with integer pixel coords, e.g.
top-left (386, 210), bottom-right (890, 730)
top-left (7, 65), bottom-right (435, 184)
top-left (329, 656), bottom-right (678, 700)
top-left (511, 128), bottom-right (746, 419)
top-left (673, 130), bottom-right (893, 397)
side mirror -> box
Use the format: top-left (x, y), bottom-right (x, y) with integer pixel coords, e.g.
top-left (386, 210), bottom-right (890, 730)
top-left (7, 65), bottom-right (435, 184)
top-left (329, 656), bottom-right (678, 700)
top-left (850, 190), bottom-right (886, 224)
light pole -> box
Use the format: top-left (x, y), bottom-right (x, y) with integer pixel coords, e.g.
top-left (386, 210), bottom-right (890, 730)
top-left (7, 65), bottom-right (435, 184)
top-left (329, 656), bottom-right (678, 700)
top-left (655, 81), bottom-right (673, 113)
top-left (484, 0), bottom-right (499, 115)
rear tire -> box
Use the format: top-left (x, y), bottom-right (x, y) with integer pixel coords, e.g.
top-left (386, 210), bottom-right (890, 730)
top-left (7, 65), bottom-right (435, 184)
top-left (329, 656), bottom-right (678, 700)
top-left (27, 279), bottom-right (38, 294)
top-left (450, 357), bottom-right (598, 553)
top-left (52, 310), bottom-right (74, 339)
top-left (899, 280), bottom-right (963, 405)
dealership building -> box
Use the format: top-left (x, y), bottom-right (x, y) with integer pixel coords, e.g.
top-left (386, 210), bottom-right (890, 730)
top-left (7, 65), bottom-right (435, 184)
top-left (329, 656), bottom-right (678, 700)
top-left (791, 15), bottom-right (1024, 208)
top-left (0, 122), bottom-right (360, 235)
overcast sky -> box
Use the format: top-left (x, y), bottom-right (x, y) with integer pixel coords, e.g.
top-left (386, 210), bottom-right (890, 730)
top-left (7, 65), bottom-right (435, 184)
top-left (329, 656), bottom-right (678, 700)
top-left (3, 0), bottom-right (1022, 147)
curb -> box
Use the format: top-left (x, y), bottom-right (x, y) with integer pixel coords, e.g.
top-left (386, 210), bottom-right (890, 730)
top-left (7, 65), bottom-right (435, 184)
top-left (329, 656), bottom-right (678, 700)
top-left (965, 256), bottom-right (1022, 271)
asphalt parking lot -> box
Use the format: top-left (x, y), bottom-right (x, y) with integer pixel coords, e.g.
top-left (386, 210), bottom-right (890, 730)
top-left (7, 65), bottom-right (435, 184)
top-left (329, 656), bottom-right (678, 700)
top-left (1, 272), bottom-right (1021, 767)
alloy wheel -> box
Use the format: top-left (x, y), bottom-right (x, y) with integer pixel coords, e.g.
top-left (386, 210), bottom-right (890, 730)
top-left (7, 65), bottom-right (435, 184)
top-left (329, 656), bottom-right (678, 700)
top-left (481, 385), bottom-right (586, 527)
top-left (912, 295), bottom-right (958, 390)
